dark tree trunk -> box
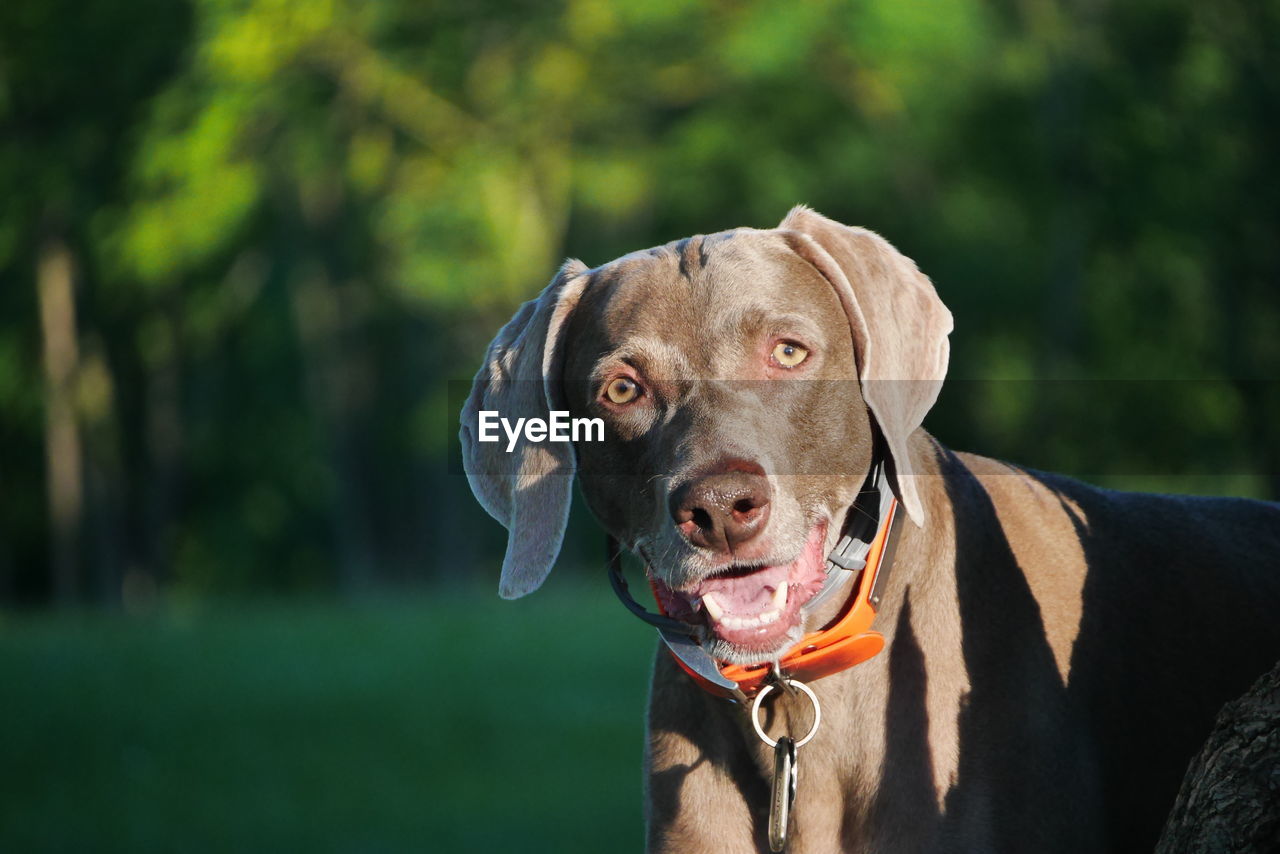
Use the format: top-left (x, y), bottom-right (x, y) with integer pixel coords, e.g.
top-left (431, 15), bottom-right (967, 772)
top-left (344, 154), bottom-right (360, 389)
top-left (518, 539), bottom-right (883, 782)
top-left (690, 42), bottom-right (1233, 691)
top-left (1154, 660), bottom-right (1280, 854)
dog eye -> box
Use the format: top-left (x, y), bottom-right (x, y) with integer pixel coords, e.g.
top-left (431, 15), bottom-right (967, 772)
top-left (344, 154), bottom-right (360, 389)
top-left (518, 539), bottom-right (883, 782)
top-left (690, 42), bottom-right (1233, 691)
top-left (605, 377), bottom-right (641, 405)
top-left (772, 341), bottom-right (809, 368)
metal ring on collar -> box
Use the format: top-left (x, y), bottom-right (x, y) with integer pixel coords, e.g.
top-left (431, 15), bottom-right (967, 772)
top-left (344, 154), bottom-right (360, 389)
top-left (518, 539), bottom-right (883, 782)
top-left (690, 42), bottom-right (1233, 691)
top-left (751, 678), bottom-right (822, 749)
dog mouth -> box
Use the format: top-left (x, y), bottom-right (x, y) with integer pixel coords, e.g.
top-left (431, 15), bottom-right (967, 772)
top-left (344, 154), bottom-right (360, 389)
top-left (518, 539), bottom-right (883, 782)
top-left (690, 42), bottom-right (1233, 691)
top-left (651, 522), bottom-right (829, 655)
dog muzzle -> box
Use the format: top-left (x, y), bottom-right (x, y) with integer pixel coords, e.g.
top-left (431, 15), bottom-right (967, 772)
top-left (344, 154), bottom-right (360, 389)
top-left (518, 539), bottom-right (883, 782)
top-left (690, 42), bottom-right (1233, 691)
top-left (607, 456), bottom-right (904, 702)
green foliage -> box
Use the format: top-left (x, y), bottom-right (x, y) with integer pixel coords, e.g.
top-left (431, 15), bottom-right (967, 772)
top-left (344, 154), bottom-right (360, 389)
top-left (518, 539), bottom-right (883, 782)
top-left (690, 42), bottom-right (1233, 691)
top-left (0, 0), bottom-right (1277, 602)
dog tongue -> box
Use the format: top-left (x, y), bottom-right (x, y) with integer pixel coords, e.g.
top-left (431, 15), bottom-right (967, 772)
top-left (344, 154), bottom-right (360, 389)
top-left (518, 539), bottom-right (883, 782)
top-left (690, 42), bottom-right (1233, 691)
top-left (693, 565), bottom-right (789, 615)
top-left (648, 524), bottom-right (831, 628)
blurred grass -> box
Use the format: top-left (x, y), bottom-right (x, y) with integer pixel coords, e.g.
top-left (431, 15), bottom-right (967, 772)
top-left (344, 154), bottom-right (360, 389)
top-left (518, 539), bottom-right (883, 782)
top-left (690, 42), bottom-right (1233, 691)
top-left (0, 584), bottom-right (654, 852)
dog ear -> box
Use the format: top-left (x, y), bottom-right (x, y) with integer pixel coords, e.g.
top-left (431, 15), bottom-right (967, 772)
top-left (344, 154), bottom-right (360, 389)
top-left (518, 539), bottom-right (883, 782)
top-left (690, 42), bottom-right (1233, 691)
top-left (777, 206), bottom-right (952, 527)
top-left (460, 259), bottom-right (591, 598)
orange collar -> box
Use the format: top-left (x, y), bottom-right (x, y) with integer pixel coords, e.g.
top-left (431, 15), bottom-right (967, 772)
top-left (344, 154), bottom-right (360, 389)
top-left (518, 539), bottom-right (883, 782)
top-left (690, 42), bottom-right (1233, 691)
top-left (656, 498), bottom-right (903, 700)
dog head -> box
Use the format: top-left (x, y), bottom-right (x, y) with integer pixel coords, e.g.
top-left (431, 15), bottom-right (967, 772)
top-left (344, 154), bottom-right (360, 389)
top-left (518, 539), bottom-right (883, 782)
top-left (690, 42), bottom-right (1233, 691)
top-left (461, 207), bottom-right (951, 662)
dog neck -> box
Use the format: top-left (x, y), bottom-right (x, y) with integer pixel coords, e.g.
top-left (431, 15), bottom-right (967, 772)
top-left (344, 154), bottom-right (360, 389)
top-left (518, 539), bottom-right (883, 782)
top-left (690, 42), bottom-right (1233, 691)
top-left (830, 431), bottom-right (947, 634)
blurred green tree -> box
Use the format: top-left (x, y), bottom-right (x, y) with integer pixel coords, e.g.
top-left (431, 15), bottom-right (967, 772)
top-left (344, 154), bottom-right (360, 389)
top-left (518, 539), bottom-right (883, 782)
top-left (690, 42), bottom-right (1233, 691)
top-left (0, 0), bottom-right (1276, 605)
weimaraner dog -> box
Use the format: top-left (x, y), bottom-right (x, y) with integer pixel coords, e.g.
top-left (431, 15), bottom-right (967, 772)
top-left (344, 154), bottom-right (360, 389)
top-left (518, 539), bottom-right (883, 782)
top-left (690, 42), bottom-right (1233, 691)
top-left (460, 207), bottom-right (1280, 853)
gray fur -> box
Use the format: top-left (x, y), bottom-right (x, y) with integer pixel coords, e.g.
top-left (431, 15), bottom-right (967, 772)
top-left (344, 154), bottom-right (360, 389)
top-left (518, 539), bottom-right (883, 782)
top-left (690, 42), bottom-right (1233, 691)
top-left (460, 209), bottom-right (1280, 852)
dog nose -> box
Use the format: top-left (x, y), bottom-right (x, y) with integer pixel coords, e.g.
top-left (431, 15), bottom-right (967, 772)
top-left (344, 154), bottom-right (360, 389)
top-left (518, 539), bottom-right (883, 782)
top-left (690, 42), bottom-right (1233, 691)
top-left (669, 466), bottom-right (772, 553)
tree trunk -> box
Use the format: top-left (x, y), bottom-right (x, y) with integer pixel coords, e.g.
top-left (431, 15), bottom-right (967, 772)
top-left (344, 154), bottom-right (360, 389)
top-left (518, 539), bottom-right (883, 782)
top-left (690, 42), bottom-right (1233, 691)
top-left (36, 236), bottom-right (83, 604)
top-left (143, 311), bottom-right (184, 594)
top-left (1154, 660), bottom-right (1280, 853)
top-left (288, 265), bottom-right (375, 594)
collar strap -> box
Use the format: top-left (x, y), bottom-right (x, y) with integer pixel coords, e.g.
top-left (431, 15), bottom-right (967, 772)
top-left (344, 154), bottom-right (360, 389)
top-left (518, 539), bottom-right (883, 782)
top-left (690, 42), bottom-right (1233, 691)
top-left (607, 459), bottom-right (904, 702)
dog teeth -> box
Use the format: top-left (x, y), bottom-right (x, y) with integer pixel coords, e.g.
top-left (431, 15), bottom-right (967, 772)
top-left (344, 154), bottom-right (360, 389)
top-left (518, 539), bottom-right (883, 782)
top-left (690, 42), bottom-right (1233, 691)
top-left (771, 584), bottom-right (788, 611)
top-left (716, 611), bottom-right (783, 631)
top-left (703, 588), bottom-right (787, 632)
top-left (702, 593), bottom-right (725, 622)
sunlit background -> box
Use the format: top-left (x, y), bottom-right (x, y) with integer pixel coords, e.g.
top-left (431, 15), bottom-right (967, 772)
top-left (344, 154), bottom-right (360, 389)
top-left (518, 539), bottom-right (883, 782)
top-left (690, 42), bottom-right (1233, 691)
top-left (1, 0), bottom-right (1277, 849)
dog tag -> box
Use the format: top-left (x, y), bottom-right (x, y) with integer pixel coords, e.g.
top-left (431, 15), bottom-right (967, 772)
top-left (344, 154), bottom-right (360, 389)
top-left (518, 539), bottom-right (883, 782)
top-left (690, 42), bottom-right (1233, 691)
top-left (768, 735), bottom-right (797, 852)
top-left (752, 678), bottom-right (820, 853)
